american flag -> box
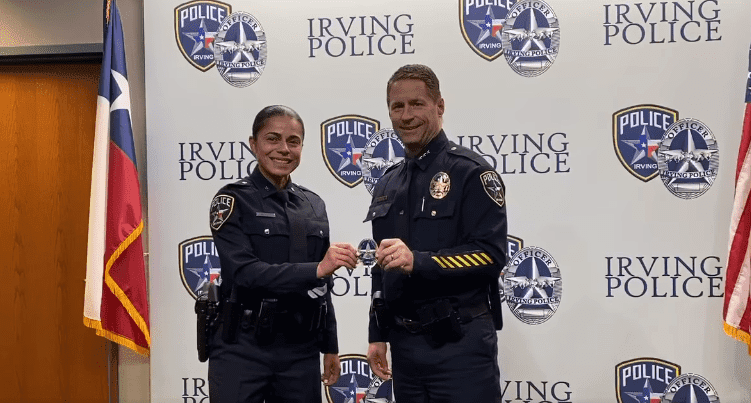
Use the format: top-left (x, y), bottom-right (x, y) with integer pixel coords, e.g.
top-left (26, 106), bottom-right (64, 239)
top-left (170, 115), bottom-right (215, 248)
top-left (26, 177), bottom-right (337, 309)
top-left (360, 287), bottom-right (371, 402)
top-left (723, 38), bottom-right (751, 355)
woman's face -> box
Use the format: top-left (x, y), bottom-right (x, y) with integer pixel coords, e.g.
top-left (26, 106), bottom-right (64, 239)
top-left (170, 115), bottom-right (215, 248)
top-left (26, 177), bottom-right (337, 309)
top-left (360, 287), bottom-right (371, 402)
top-left (250, 115), bottom-right (304, 187)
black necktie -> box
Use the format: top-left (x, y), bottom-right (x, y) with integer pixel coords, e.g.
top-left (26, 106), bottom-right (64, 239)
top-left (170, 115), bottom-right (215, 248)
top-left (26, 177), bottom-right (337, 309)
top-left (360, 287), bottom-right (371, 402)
top-left (281, 189), bottom-right (308, 263)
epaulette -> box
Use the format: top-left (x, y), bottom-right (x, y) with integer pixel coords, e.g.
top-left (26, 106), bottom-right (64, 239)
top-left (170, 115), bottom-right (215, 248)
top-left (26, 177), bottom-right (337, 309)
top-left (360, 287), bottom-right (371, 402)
top-left (447, 141), bottom-right (490, 167)
top-left (225, 177), bottom-right (252, 188)
top-left (294, 182), bottom-right (319, 197)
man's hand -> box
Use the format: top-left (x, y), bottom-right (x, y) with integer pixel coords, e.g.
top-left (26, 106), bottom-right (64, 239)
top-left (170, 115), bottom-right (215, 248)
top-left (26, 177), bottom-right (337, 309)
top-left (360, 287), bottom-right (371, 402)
top-left (376, 238), bottom-right (413, 273)
top-left (317, 243), bottom-right (358, 278)
top-left (322, 353), bottom-right (340, 385)
top-left (367, 342), bottom-right (392, 380)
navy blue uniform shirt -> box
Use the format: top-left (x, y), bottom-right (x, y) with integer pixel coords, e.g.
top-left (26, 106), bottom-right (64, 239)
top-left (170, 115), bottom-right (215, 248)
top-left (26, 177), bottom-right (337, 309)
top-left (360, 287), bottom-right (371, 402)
top-left (366, 130), bottom-right (507, 342)
top-left (209, 167), bottom-right (338, 353)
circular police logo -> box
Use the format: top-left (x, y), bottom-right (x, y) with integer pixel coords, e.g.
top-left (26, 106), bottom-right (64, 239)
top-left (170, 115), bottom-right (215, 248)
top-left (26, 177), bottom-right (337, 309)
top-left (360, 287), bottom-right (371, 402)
top-left (179, 236), bottom-right (222, 299)
top-left (503, 246), bottom-right (562, 325)
top-left (430, 172), bottom-right (451, 199)
top-left (662, 373), bottom-right (720, 403)
top-left (361, 128), bottom-right (406, 195)
top-left (358, 238), bottom-right (378, 269)
top-left (213, 11), bottom-right (267, 88)
top-left (325, 354), bottom-right (394, 403)
top-left (656, 118), bottom-right (719, 199)
top-left (501, 0), bottom-right (560, 77)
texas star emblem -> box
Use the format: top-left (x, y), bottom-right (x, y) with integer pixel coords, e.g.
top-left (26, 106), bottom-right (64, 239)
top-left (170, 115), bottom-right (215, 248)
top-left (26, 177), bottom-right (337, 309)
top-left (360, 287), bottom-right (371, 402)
top-left (460, 1), bottom-right (514, 61)
top-left (503, 246), bottom-right (562, 325)
top-left (501, 0), bottom-right (560, 77)
top-left (210, 194), bottom-right (234, 230)
top-left (213, 11), bottom-right (267, 88)
top-left (662, 373), bottom-right (720, 403)
top-left (174, 1), bottom-right (231, 71)
top-left (613, 104), bottom-right (678, 182)
top-left (615, 358), bottom-right (681, 403)
top-left (178, 236), bottom-right (222, 300)
top-left (321, 115), bottom-right (379, 188)
top-left (361, 128), bottom-right (406, 195)
top-left (325, 354), bottom-right (394, 403)
top-left (480, 170), bottom-right (505, 207)
top-left (656, 118), bottom-right (719, 199)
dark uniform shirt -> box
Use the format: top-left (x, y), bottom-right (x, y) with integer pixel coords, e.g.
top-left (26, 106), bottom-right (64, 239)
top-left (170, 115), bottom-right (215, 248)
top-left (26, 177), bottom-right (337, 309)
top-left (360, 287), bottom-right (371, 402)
top-left (366, 130), bottom-right (507, 342)
top-left (209, 167), bottom-right (337, 353)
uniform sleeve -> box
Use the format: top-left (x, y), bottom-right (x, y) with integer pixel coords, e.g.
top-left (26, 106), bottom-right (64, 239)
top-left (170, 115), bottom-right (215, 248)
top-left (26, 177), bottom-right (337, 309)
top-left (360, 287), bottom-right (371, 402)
top-left (411, 168), bottom-right (507, 282)
top-left (319, 275), bottom-right (339, 353)
top-left (210, 191), bottom-right (322, 294)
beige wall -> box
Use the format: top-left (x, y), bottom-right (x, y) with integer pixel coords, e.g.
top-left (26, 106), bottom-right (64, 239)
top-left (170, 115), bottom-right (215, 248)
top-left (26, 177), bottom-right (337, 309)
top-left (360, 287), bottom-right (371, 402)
top-left (0, 1), bottom-right (150, 402)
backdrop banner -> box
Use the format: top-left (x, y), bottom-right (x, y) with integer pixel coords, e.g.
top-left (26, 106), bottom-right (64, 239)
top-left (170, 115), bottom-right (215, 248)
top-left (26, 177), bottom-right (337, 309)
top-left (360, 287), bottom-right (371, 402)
top-left (145, 1), bottom-right (751, 401)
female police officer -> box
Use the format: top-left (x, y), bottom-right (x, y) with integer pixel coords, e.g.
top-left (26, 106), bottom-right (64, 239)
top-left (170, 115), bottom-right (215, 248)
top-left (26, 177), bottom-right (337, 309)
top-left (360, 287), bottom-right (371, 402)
top-left (208, 105), bottom-right (358, 403)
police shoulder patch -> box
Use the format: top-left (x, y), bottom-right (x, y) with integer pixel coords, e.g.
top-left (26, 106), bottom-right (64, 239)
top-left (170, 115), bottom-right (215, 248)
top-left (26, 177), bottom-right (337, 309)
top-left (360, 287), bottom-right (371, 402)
top-left (210, 194), bottom-right (235, 230)
top-left (480, 171), bottom-right (505, 207)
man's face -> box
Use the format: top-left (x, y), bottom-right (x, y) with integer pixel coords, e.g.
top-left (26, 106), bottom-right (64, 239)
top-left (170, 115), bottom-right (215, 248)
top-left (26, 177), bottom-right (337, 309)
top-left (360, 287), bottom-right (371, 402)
top-left (249, 115), bottom-right (303, 185)
top-left (388, 79), bottom-right (444, 154)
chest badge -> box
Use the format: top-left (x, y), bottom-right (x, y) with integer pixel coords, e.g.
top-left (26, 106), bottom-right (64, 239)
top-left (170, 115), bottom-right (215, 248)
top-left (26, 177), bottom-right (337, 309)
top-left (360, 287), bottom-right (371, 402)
top-left (430, 172), bottom-right (451, 199)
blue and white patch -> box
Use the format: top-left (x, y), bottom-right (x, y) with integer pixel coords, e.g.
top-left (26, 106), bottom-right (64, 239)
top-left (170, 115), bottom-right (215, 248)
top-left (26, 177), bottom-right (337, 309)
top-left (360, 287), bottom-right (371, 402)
top-left (616, 358), bottom-right (681, 403)
top-left (662, 373), bottom-right (720, 403)
top-left (361, 128), bottom-right (406, 195)
top-left (210, 194), bottom-right (234, 230)
top-left (174, 1), bottom-right (231, 71)
top-left (503, 246), bottom-right (562, 325)
top-left (178, 236), bottom-right (222, 300)
top-left (480, 170), bottom-right (504, 206)
top-left (656, 118), bottom-right (719, 199)
top-left (321, 115), bottom-right (379, 188)
top-left (213, 11), bottom-right (267, 88)
top-left (325, 354), bottom-right (394, 403)
top-left (501, 0), bottom-right (560, 77)
top-left (460, 0), bottom-right (515, 61)
top-left (613, 105), bottom-right (678, 182)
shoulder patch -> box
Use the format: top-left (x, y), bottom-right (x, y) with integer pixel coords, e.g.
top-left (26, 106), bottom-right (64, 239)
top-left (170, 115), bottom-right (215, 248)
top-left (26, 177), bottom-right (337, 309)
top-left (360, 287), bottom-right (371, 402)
top-left (210, 194), bottom-right (235, 230)
top-left (447, 142), bottom-right (489, 167)
top-left (480, 171), bottom-right (505, 207)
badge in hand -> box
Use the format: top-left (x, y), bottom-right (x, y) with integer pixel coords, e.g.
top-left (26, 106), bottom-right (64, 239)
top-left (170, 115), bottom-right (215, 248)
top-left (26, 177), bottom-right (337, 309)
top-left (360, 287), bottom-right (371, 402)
top-left (358, 238), bottom-right (377, 269)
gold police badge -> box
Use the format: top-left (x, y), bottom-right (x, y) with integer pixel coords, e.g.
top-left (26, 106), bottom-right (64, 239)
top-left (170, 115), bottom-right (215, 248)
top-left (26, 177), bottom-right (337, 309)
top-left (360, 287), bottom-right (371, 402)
top-left (430, 172), bottom-right (451, 199)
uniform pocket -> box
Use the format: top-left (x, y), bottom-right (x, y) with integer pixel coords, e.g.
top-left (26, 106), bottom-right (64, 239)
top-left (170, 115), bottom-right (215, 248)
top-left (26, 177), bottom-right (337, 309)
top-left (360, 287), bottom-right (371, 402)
top-left (364, 201), bottom-right (394, 222)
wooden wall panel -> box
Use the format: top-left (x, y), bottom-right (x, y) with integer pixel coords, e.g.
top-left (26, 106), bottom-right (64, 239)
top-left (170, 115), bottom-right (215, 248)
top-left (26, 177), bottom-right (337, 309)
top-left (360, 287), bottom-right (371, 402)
top-left (0, 63), bottom-right (112, 403)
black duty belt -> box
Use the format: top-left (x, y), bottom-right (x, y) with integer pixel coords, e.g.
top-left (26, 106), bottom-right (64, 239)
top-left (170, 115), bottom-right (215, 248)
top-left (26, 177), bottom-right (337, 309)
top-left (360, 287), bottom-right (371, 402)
top-left (394, 303), bottom-right (488, 334)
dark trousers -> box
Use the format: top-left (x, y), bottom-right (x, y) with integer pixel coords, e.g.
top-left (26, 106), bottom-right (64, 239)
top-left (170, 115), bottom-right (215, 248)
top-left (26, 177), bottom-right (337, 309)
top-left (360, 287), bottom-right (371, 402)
top-left (208, 325), bottom-right (322, 403)
top-left (389, 313), bottom-right (500, 403)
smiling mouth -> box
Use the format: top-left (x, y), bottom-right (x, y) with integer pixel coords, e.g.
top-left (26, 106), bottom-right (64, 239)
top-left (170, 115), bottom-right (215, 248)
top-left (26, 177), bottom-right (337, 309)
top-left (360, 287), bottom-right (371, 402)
top-left (271, 157), bottom-right (293, 164)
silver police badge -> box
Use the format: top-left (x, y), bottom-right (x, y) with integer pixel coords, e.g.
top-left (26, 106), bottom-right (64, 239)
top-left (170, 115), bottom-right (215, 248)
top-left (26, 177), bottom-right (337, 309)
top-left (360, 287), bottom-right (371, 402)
top-left (358, 238), bottom-right (377, 270)
top-left (361, 128), bottom-right (406, 195)
top-left (503, 246), bottom-right (562, 325)
top-left (213, 11), bottom-right (267, 88)
top-left (656, 118), bottom-right (719, 199)
top-left (481, 171), bottom-right (505, 207)
top-left (501, 0), bottom-right (560, 77)
top-left (210, 194), bottom-right (234, 230)
top-left (662, 373), bottom-right (720, 403)
top-left (429, 172), bottom-right (451, 199)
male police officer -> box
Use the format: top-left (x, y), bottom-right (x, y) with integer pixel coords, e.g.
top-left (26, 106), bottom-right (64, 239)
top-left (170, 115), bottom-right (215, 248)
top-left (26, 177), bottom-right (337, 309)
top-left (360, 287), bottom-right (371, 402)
top-left (366, 64), bottom-right (507, 402)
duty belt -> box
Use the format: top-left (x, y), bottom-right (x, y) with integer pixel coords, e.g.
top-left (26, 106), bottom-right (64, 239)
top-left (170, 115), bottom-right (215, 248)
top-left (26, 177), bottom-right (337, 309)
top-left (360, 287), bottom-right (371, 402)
top-left (394, 303), bottom-right (488, 334)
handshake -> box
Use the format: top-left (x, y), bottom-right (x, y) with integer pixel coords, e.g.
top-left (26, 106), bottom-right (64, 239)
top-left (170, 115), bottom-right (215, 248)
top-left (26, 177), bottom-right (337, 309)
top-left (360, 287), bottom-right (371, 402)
top-left (316, 238), bottom-right (414, 278)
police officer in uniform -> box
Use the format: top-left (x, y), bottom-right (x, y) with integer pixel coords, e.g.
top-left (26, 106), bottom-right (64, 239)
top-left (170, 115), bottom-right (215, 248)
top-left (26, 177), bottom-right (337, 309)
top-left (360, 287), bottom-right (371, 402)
top-left (366, 65), bottom-right (507, 402)
top-left (208, 105), bottom-right (358, 403)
